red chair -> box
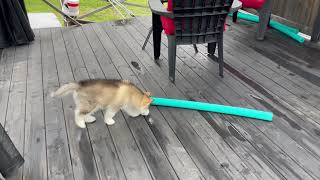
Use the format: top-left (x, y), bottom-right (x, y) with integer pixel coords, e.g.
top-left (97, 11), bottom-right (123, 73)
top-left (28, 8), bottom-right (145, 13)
top-left (148, 0), bottom-right (234, 82)
top-left (233, 0), bottom-right (273, 40)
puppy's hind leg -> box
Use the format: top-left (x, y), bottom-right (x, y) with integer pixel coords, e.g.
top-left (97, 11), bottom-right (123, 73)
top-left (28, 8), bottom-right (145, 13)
top-left (73, 92), bottom-right (96, 127)
top-left (74, 105), bottom-right (96, 128)
top-left (84, 107), bottom-right (100, 123)
top-left (74, 109), bottom-right (87, 128)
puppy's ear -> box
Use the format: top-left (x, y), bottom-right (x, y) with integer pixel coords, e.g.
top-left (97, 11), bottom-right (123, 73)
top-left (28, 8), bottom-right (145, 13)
top-left (144, 91), bottom-right (151, 97)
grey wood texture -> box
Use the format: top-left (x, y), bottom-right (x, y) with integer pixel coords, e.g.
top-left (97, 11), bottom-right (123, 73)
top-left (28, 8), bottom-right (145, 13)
top-left (5, 43), bottom-right (29, 180)
top-left (107, 21), bottom-right (267, 180)
top-left (0, 47), bottom-right (15, 125)
top-left (58, 27), bottom-right (100, 180)
top-left (100, 22), bottom-right (235, 180)
top-left (0, 17), bottom-right (320, 180)
top-left (41, 28), bottom-right (74, 180)
top-left (23, 30), bottom-right (47, 180)
top-left (139, 17), bottom-right (320, 179)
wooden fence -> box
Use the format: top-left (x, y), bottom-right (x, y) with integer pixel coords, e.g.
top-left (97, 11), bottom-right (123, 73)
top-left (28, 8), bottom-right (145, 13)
top-left (270, 0), bottom-right (320, 34)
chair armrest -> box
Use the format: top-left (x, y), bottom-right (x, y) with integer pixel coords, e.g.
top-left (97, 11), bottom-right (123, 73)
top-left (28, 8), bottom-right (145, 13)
top-left (149, 0), bottom-right (174, 18)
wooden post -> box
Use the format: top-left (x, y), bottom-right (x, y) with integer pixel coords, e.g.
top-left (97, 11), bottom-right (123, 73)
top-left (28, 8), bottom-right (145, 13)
top-left (311, 3), bottom-right (320, 42)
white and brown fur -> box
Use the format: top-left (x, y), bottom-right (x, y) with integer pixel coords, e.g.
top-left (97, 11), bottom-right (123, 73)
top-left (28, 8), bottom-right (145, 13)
top-left (51, 79), bottom-right (152, 128)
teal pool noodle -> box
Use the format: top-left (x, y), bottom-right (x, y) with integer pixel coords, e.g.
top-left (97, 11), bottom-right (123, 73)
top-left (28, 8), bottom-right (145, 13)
top-left (269, 20), bottom-right (299, 34)
top-left (228, 12), bottom-right (304, 43)
top-left (269, 22), bottom-right (305, 43)
top-left (229, 12), bottom-right (299, 33)
top-left (151, 97), bottom-right (273, 121)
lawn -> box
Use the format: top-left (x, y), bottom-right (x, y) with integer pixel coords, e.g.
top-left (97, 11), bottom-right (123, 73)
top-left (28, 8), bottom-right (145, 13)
top-left (25, 0), bottom-right (151, 24)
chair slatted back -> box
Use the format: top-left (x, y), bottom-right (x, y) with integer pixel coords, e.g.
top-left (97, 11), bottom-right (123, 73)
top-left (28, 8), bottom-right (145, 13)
top-left (173, 0), bottom-right (233, 44)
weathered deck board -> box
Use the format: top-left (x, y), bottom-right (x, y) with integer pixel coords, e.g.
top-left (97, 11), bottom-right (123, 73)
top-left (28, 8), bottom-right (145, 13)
top-left (5, 44), bottom-right (29, 180)
top-left (73, 25), bottom-right (153, 180)
top-left (91, 23), bottom-right (178, 180)
top-left (59, 27), bottom-right (100, 180)
top-left (77, 25), bottom-right (126, 180)
top-left (87, 22), bottom-right (205, 180)
top-left (228, 20), bottom-right (320, 80)
top-left (41, 28), bottom-right (74, 180)
top-left (102, 22), bottom-right (243, 180)
top-left (23, 30), bottom-right (47, 180)
top-left (138, 17), bottom-right (319, 179)
top-left (117, 21), bottom-right (269, 180)
top-left (0, 47), bottom-right (15, 125)
top-left (1, 16), bottom-right (320, 180)
top-left (128, 19), bottom-right (283, 180)
top-left (86, 23), bottom-right (154, 180)
top-left (223, 32), bottom-right (320, 99)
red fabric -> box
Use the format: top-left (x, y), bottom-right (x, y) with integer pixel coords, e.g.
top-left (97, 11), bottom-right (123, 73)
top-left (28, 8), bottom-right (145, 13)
top-left (67, 2), bottom-right (79, 7)
top-left (160, 0), bottom-right (230, 35)
top-left (160, 0), bottom-right (175, 35)
top-left (240, 0), bottom-right (265, 9)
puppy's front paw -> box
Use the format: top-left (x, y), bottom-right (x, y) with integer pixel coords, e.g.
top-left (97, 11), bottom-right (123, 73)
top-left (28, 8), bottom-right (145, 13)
top-left (129, 113), bottom-right (140, 117)
top-left (104, 118), bottom-right (115, 125)
top-left (85, 115), bottom-right (96, 123)
top-left (141, 109), bottom-right (150, 116)
top-left (76, 120), bottom-right (86, 128)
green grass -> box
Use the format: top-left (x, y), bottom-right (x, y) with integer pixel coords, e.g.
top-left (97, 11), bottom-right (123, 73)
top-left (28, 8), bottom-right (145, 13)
top-left (25, 0), bottom-right (151, 24)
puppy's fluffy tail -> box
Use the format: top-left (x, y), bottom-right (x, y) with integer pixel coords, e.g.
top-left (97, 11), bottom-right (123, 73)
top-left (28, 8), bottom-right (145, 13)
top-left (51, 83), bottom-right (79, 97)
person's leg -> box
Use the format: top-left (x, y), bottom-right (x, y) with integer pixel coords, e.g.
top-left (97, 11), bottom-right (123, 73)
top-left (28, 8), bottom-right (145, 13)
top-left (256, 0), bottom-right (273, 40)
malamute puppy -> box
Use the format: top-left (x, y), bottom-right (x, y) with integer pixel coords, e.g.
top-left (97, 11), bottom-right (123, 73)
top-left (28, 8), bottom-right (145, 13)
top-left (51, 79), bottom-right (152, 128)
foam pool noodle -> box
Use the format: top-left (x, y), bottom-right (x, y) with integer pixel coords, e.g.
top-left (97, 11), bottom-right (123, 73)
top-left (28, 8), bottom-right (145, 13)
top-left (151, 97), bottom-right (273, 121)
top-left (228, 12), bottom-right (304, 43)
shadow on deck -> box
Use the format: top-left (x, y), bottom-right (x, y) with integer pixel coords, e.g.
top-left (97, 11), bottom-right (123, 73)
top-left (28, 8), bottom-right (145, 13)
top-left (1, 16), bottom-right (320, 180)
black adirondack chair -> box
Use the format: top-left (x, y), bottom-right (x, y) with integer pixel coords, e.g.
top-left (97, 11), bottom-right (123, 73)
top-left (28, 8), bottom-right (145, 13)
top-left (148, 0), bottom-right (234, 82)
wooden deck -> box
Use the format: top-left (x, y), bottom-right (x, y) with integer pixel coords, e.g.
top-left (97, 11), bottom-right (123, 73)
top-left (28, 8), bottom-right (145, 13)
top-left (1, 17), bottom-right (320, 180)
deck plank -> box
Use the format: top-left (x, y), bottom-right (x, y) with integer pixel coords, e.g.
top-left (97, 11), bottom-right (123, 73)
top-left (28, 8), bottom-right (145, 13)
top-left (85, 22), bottom-right (205, 180)
top-left (67, 25), bottom-right (147, 180)
top-left (132, 18), bottom-right (288, 180)
top-left (182, 38), bottom-right (320, 161)
top-left (53, 26), bottom-right (125, 180)
top-left (128, 18), bottom-right (288, 179)
top-left (228, 20), bottom-right (320, 79)
top-left (165, 28), bottom-right (320, 163)
top-left (115, 20), bottom-right (278, 180)
top-left (41, 28), bottom-right (74, 180)
top-left (223, 40), bottom-right (320, 110)
top-left (0, 47), bottom-right (15, 125)
top-left (222, 32), bottom-right (320, 99)
top-left (137, 17), bottom-right (318, 179)
top-left (100, 22), bottom-right (236, 180)
top-left (81, 27), bottom-right (127, 180)
top-left (5, 44), bottom-right (29, 180)
top-left (141, 21), bottom-right (320, 179)
top-left (58, 27), bottom-right (101, 180)
top-left (90, 23), bottom-right (178, 180)
top-left (186, 43), bottom-right (320, 156)
top-left (1, 16), bottom-right (320, 180)
top-left (219, 44), bottom-right (320, 118)
top-left (71, 25), bottom-right (127, 180)
top-left (225, 20), bottom-right (320, 91)
top-left (23, 30), bottom-right (47, 180)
